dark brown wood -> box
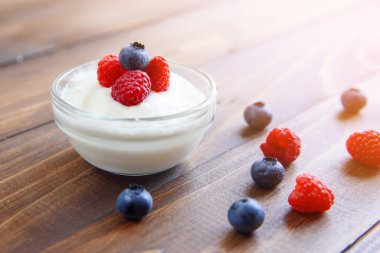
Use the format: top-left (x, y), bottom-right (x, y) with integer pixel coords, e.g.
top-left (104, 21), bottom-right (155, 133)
top-left (0, 0), bottom-right (222, 66)
top-left (0, 0), bottom-right (366, 139)
top-left (1, 0), bottom-right (380, 252)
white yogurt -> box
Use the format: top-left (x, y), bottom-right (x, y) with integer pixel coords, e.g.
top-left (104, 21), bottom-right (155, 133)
top-left (52, 61), bottom-right (216, 175)
top-left (61, 65), bottom-right (206, 118)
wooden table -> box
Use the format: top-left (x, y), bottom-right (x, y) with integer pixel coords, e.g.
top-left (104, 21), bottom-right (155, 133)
top-left (1, 0), bottom-right (380, 252)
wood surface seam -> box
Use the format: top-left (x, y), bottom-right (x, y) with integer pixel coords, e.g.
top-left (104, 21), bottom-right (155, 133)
top-left (0, 120), bottom-right (54, 142)
top-left (341, 220), bottom-right (380, 252)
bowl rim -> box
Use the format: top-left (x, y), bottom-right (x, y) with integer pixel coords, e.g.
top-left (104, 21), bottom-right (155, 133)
top-left (51, 59), bottom-right (217, 122)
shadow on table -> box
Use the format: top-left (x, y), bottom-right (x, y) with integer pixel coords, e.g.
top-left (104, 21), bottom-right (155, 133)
top-left (220, 229), bottom-right (256, 252)
top-left (336, 110), bottom-right (363, 121)
top-left (245, 184), bottom-right (278, 201)
top-left (239, 126), bottom-right (268, 139)
top-left (94, 163), bottom-right (185, 185)
top-left (284, 209), bottom-right (325, 229)
top-left (341, 159), bottom-right (380, 178)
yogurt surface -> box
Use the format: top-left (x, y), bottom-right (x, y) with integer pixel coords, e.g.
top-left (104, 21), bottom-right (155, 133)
top-left (61, 64), bottom-right (206, 118)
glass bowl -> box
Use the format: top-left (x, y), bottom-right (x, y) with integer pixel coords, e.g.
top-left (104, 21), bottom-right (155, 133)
top-left (51, 60), bottom-right (216, 175)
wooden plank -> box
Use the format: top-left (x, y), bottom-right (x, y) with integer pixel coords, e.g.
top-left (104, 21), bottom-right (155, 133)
top-left (1, 1), bottom-right (380, 252)
top-left (3, 77), bottom-right (379, 253)
top-left (1, 29), bottom-right (380, 251)
top-left (52, 79), bottom-right (380, 253)
top-left (2, 0), bottom-right (379, 200)
top-left (0, 0), bottom-right (223, 66)
top-left (0, 0), bottom-right (366, 139)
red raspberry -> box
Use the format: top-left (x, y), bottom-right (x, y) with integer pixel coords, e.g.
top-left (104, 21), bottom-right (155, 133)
top-left (111, 70), bottom-right (151, 106)
top-left (144, 56), bottom-right (170, 92)
top-left (260, 128), bottom-right (301, 166)
top-left (288, 173), bottom-right (334, 213)
top-left (97, 54), bottom-right (127, 88)
top-left (346, 130), bottom-right (380, 168)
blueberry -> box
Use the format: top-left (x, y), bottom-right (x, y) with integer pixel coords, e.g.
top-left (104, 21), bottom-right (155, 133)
top-left (244, 101), bottom-right (272, 130)
top-left (119, 42), bottom-right (150, 70)
top-left (251, 157), bottom-right (285, 189)
top-left (227, 198), bottom-right (265, 233)
top-left (116, 184), bottom-right (153, 220)
top-left (341, 88), bottom-right (367, 113)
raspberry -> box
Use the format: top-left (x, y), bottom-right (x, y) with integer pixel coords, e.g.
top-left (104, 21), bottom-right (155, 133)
top-left (346, 130), bottom-right (380, 168)
top-left (111, 70), bottom-right (151, 106)
top-left (288, 173), bottom-right (334, 213)
top-left (260, 128), bottom-right (301, 166)
top-left (144, 56), bottom-right (170, 92)
top-left (97, 54), bottom-right (127, 88)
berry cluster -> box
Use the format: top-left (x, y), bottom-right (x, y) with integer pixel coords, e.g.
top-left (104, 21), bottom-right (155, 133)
top-left (227, 125), bottom-right (334, 233)
top-left (339, 88), bottom-right (379, 167)
top-left (229, 87), bottom-right (376, 233)
top-left (97, 42), bottom-right (170, 106)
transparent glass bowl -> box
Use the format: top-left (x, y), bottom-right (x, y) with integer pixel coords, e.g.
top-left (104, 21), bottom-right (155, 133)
top-left (51, 60), bottom-right (216, 175)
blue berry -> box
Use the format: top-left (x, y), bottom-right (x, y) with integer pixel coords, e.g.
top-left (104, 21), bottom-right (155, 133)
top-left (119, 42), bottom-right (150, 70)
top-left (227, 198), bottom-right (265, 233)
top-left (116, 184), bottom-right (153, 220)
top-left (244, 101), bottom-right (273, 130)
top-left (251, 157), bottom-right (285, 188)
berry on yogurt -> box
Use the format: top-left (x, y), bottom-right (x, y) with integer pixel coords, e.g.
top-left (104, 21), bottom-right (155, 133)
top-left (111, 70), bottom-right (151, 106)
top-left (243, 102), bottom-right (272, 130)
top-left (119, 42), bottom-right (150, 70)
top-left (116, 184), bottom-right (153, 220)
top-left (97, 54), bottom-right (127, 88)
top-left (251, 157), bottom-right (285, 189)
top-left (145, 56), bottom-right (170, 92)
top-left (97, 43), bottom-right (171, 106)
top-left (227, 198), bottom-right (265, 233)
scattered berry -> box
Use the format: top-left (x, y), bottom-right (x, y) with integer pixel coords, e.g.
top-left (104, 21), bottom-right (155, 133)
top-left (244, 102), bottom-right (273, 130)
top-left (97, 54), bottom-right (127, 88)
top-left (119, 42), bottom-right (150, 70)
top-left (260, 128), bottom-right (301, 166)
top-left (288, 173), bottom-right (334, 213)
top-left (341, 88), bottom-right (367, 113)
top-left (346, 130), bottom-right (380, 168)
top-left (144, 56), bottom-right (170, 92)
top-left (227, 198), bottom-right (265, 233)
top-left (251, 157), bottom-right (285, 189)
top-left (111, 70), bottom-right (151, 106)
top-left (116, 184), bottom-right (153, 220)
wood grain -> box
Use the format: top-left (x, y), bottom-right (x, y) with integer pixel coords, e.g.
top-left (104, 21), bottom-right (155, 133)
top-left (0, 0), bottom-right (223, 66)
top-left (1, 0), bottom-right (380, 252)
top-left (0, 0), bottom-right (361, 67)
top-left (0, 0), bottom-right (367, 140)
top-left (29, 79), bottom-right (380, 252)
